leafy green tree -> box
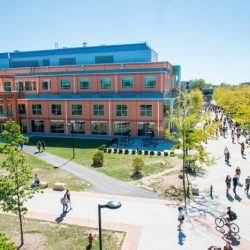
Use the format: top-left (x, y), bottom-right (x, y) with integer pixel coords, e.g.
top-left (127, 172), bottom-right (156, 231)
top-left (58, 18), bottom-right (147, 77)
top-left (0, 120), bottom-right (37, 247)
top-left (92, 150), bottom-right (104, 167)
top-left (132, 157), bottom-right (145, 175)
top-left (0, 233), bottom-right (15, 250)
top-left (166, 90), bottom-right (218, 207)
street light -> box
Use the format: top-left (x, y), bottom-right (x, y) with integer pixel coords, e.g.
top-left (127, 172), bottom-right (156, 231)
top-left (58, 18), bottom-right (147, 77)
top-left (67, 121), bottom-right (75, 159)
top-left (98, 201), bottom-right (122, 250)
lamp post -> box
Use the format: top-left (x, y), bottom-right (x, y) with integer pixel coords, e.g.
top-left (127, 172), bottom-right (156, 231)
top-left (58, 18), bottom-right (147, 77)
top-left (67, 121), bottom-right (75, 159)
top-left (98, 201), bottom-right (121, 250)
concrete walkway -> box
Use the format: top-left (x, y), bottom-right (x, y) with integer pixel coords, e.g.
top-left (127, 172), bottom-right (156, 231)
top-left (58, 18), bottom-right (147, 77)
top-left (23, 145), bottom-right (159, 199)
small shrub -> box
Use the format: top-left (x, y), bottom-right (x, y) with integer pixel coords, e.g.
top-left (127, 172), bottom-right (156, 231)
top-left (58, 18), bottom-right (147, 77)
top-left (164, 151), bottom-right (168, 157)
top-left (118, 148), bottom-right (123, 154)
top-left (132, 157), bottom-right (145, 174)
top-left (124, 149), bottom-right (129, 154)
top-left (144, 150), bottom-right (148, 155)
top-left (157, 151), bottom-right (162, 156)
top-left (138, 150), bottom-right (142, 155)
top-left (170, 151), bottom-right (175, 157)
top-left (132, 150), bottom-right (136, 155)
top-left (98, 144), bottom-right (107, 151)
top-left (107, 148), bottom-right (112, 153)
top-left (113, 148), bottom-right (118, 153)
top-left (0, 233), bottom-right (15, 250)
top-left (150, 151), bottom-right (154, 156)
top-left (92, 150), bottom-right (104, 167)
top-left (103, 148), bottom-right (107, 153)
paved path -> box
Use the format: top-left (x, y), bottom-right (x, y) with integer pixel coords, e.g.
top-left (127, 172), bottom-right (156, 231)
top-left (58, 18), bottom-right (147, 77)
top-left (23, 145), bottom-right (159, 199)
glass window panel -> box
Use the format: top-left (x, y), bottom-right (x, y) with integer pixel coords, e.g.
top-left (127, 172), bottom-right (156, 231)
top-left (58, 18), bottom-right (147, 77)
top-left (4, 81), bottom-right (12, 92)
top-left (18, 104), bottom-right (26, 115)
top-left (72, 104), bottom-right (82, 116)
top-left (51, 104), bottom-right (62, 116)
top-left (100, 78), bottom-right (111, 89)
top-left (144, 76), bottom-right (156, 89)
top-left (137, 122), bottom-right (155, 136)
top-left (42, 80), bottom-right (51, 90)
top-left (31, 120), bottom-right (44, 132)
top-left (60, 79), bottom-right (71, 90)
top-left (91, 121), bottom-right (107, 135)
top-left (140, 105), bottom-right (152, 117)
top-left (80, 78), bottom-right (90, 89)
top-left (50, 120), bottom-right (64, 133)
top-left (32, 104), bottom-right (42, 115)
top-left (114, 122), bottom-right (131, 136)
top-left (116, 104), bottom-right (128, 117)
top-left (93, 105), bottom-right (104, 116)
top-left (122, 77), bottom-right (133, 89)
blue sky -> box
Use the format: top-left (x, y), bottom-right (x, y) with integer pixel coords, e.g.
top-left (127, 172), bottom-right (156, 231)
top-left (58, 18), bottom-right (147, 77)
top-left (1, 0), bottom-right (250, 84)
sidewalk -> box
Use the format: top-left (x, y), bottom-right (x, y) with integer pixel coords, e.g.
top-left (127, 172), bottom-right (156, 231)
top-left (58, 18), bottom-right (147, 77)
top-left (22, 145), bottom-right (159, 199)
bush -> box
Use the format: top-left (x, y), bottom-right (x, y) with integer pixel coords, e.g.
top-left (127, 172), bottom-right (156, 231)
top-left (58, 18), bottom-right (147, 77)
top-left (132, 150), bottom-right (136, 155)
top-left (0, 233), bottom-right (15, 250)
top-left (138, 150), bottom-right (142, 155)
top-left (157, 151), bottom-right (162, 156)
top-left (113, 148), bottom-right (118, 153)
top-left (107, 148), bottom-right (112, 153)
top-left (92, 150), bottom-right (104, 167)
top-left (170, 151), bottom-right (175, 157)
top-left (103, 148), bottom-right (107, 153)
top-left (144, 150), bottom-right (148, 155)
top-left (98, 144), bottom-right (107, 151)
top-left (132, 157), bottom-right (145, 174)
top-left (118, 148), bottom-right (123, 154)
top-left (164, 151), bottom-right (168, 156)
top-left (150, 151), bottom-right (154, 156)
top-left (124, 149), bottom-right (129, 154)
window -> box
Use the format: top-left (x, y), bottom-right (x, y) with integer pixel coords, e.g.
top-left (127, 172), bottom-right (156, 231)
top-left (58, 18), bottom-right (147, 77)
top-left (72, 104), bottom-right (82, 116)
top-left (91, 121), bottom-right (107, 135)
top-left (7, 104), bottom-right (12, 117)
top-left (80, 78), bottom-right (90, 89)
top-left (4, 81), bottom-right (11, 92)
top-left (31, 120), bottom-right (44, 132)
top-left (0, 105), bottom-right (3, 115)
top-left (50, 120), bottom-right (64, 133)
top-left (140, 105), bottom-right (152, 117)
top-left (116, 104), bottom-right (128, 117)
top-left (144, 76), bottom-right (156, 89)
top-left (122, 77), bottom-right (133, 89)
top-left (32, 104), bottom-right (42, 115)
top-left (51, 104), bottom-right (62, 116)
top-left (18, 104), bottom-right (26, 115)
top-left (100, 78), bottom-right (111, 89)
top-left (42, 80), bottom-right (51, 90)
top-left (69, 121), bottom-right (85, 134)
top-left (137, 122), bottom-right (155, 136)
top-left (114, 122), bottom-right (131, 136)
top-left (60, 79), bottom-right (70, 90)
top-left (93, 105), bottom-right (104, 116)
top-left (16, 81), bottom-right (24, 91)
top-left (25, 81), bottom-right (36, 91)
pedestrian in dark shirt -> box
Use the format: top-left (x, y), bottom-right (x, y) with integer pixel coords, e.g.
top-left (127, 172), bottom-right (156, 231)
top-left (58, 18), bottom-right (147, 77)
top-left (37, 140), bottom-right (41, 153)
top-left (232, 175), bottom-right (238, 194)
top-left (225, 175), bottom-right (231, 197)
top-left (41, 140), bottom-right (45, 152)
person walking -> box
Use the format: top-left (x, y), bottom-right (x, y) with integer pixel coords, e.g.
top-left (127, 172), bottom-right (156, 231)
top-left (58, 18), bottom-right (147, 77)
top-left (240, 142), bottom-right (245, 157)
top-left (232, 175), bottom-right (238, 195)
top-left (20, 141), bottom-right (24, 151)
top-left (37, 140), bottom-right (41, 153)
top-left (177, 206), bottom-right (185, 230)
top-left (225, 175), bottom-right (231, 197)
top-left (224, 147), bottom-right (228, 163)
top-left (41, 140), bottom-right (46, 152)
top-left (224, 241), bottom-right (233, 250)
top-left (235, 166), bottom-right (241, 180)
top-left (245, 176), bottom-right (250, 195)
top-left (61, 194), bottom-right (69, 213)
top-left (65, 190), bottom-right (72, 210)
top-left (231, 133), bottom-right (235, 144)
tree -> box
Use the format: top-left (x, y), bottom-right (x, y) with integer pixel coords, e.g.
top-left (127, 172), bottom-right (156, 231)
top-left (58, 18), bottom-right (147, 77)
top-left (0, 120), bottom-right (38, 247)
top-left (132, 157), bottom-right (145, 174)
top-left (166, 90), bottom-right (218, 207)
top-left (92, 150), bottom-right (104, 167)
top-left (0, 233), bottom-right (15, 250)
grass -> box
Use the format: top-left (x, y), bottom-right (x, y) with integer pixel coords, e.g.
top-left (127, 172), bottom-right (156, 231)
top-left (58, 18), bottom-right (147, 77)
top-left (0, 213), bottom-right (125, 250)
top-left (0, 152), bottom-right (90, 192)
top-left (28, 137), bottom-right (175, 181)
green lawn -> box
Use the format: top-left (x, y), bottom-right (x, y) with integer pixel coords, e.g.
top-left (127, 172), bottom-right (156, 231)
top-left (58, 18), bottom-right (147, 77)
top-left (0, 152), bottom-right (90, 192)
top-left (28, 137), bottom-right (175, 181)
top-left (0, 213), bottom-right (125, 250)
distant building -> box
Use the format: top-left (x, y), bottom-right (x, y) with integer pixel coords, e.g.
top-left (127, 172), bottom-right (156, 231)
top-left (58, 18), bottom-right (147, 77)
top-left (0, 42), bottom-right (180, 137)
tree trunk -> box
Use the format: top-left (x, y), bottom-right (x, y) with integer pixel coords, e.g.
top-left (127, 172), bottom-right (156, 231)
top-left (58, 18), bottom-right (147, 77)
top-left (17, 196), bottom-right (24, 247)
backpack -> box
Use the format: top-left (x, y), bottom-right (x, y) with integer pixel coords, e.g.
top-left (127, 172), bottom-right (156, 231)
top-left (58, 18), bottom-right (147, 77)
top-left (231, 211), bottom-right (237, 220)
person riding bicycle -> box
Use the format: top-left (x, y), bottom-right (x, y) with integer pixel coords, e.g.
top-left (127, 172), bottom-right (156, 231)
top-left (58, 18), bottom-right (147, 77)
top-left (223, 207), bottom-right (237, 225)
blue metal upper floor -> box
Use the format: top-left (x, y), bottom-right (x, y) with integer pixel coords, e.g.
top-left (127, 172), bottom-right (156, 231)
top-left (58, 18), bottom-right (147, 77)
top-left (0, 42), bottom-right (158, 69)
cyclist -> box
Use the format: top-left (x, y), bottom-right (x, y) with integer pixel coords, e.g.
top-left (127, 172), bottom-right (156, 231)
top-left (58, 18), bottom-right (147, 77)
top-left (223, 207), bottom-right (237, 225)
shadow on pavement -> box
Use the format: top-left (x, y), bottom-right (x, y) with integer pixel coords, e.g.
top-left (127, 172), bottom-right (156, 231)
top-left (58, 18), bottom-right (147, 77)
top-left (55, 211), bottom-right (68, 223)
top-left (227, 194), bottom-right (234, 202)
top-left (177, 229), bottom-right (186, 245)
top-left (215, 226), bottom-right (225, 234)
top-left (222, 232), bottom-right (241, 246)
top-left (234, 194), bottom-right (242, 202)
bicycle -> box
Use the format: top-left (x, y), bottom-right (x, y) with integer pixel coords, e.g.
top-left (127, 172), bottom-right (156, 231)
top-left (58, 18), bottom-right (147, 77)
top-left (215, 217), bottom-right (240, 234)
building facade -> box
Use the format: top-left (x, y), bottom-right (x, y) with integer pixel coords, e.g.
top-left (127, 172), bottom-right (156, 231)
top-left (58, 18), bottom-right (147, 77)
top-left (0, 43), bottom-right (180, 137)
